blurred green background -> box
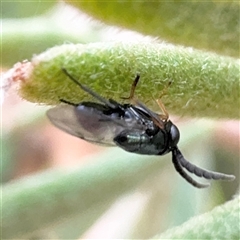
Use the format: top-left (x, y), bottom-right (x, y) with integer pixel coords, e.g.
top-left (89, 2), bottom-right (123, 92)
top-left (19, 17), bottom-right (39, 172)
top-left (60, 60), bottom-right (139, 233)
top-left (1, 1), bottom-right (239, 239)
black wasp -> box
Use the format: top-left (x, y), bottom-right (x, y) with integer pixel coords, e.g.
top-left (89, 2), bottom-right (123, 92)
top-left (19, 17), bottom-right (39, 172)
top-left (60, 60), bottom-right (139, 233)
top-left (47, 69), bottom-right (235, 188)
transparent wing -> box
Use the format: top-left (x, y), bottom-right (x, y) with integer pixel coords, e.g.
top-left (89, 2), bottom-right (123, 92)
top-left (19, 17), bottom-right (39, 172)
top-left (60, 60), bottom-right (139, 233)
top-left (47, 104), bottom-right (148, 146)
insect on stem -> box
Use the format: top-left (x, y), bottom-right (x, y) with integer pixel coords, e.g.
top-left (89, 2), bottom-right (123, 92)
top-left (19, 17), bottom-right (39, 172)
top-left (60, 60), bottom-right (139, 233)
top-left (47, 69), bottom-right (235, 189)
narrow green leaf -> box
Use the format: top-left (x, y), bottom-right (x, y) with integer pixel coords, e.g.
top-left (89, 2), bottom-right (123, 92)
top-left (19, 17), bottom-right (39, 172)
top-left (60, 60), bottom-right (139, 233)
top-left (2, 1), bottom-right (56, 18)
top-left (67, 1), bottom-right (240, 57)
top-left (155, 194), bottom-right (240, 239)
top-left (2, 17), bottom-right (89, 67)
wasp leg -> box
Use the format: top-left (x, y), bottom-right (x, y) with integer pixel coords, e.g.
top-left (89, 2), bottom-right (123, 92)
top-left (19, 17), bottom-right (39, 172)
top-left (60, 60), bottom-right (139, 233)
top-left (155, 81), bottom-right (172, 121)
top-left (121, 74), bottom-right (140, 101)
top-left (59, 98), bottom-right (78, 106)
top-left (62, 68), bottom-right (117, 109)
top-left (159, 81), bottom-right (172, 99)
top-left (156, 98), bottom-right (169, 121)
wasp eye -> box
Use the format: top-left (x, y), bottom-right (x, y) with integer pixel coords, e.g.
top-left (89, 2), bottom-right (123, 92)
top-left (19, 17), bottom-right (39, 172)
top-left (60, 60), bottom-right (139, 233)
top-left (170, 124), bottom-right (180, 147)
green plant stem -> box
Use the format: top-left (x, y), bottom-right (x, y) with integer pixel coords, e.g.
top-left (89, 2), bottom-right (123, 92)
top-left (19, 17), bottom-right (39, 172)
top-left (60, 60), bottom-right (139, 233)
top-left (67, 1), bottom-right (240, 58)
top-left (19, 42), bottom-right (240, 118)
top-left (155, 194), bottom-right (240, 239)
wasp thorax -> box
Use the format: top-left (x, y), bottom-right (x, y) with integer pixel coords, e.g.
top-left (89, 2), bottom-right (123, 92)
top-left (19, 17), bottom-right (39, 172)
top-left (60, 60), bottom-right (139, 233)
top-left (114, 130), bottom-right (148, 149)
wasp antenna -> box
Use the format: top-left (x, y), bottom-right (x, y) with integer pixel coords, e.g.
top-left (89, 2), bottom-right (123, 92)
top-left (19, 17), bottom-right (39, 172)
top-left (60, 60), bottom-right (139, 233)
top-left (172, 150), bottom-right (210, 188)
top-left (173, 148), bottom-right (235, 181)
top-left (61, 68), bottom-right (117, 109)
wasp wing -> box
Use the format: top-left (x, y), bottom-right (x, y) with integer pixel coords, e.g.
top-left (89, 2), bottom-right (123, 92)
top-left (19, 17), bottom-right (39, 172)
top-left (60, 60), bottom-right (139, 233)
top-left (47, 104), bottom-right (148, 146)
